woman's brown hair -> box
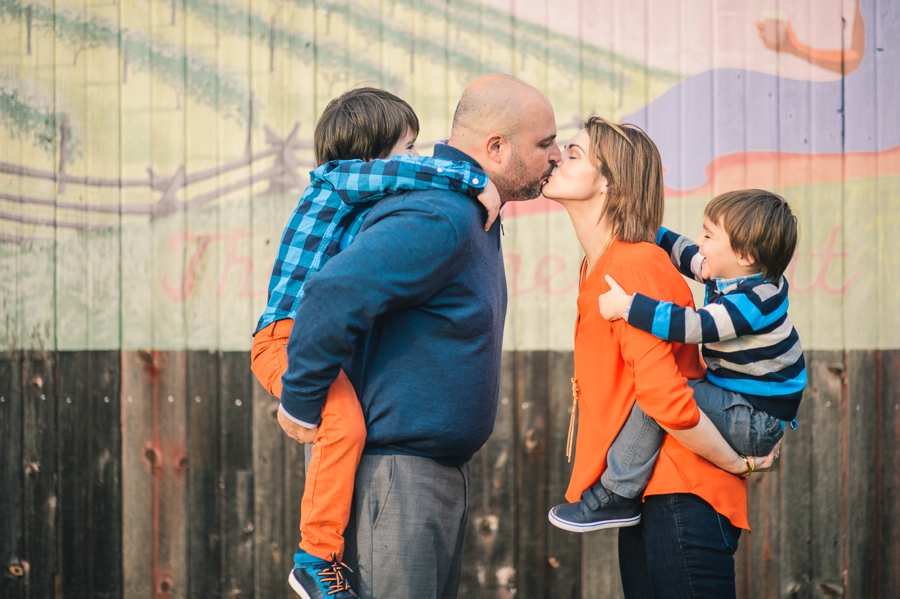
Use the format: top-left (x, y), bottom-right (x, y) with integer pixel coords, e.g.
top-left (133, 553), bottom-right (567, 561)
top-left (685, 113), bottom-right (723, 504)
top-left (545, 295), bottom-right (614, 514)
top-left (314, 88), bottom-right (419, 165)
top-left (584, 117), bottom-right (664, 243)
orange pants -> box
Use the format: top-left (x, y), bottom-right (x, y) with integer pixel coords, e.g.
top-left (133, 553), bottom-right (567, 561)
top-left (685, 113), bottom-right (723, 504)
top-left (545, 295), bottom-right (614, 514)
top-left (251, 318), bottom-right (366, 562)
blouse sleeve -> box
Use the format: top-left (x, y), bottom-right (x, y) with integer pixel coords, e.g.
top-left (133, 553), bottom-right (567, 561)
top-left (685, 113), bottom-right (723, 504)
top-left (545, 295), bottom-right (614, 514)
top-left (609, 265), bottom-right (701, 430)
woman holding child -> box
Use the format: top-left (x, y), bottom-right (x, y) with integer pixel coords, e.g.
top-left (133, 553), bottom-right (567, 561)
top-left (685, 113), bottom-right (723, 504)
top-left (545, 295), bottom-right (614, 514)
top-left (540, 117), bottom-right (787, 597)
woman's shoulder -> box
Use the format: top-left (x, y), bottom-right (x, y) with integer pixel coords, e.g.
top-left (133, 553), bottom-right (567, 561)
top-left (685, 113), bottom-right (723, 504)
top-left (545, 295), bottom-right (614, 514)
top-left (601, 241), bottom-right (692, 300)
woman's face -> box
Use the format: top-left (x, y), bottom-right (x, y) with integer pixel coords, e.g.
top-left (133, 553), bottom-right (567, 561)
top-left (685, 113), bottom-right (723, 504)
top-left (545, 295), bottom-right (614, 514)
top-left (541, 129), bottom-right (607, 203)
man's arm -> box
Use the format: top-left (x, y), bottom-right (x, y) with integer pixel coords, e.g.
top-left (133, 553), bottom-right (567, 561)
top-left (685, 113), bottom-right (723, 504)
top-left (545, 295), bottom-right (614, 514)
top-left (657, 227), bottom-right (705, 283)
top-left (279, 196), bottom-right (464, 426)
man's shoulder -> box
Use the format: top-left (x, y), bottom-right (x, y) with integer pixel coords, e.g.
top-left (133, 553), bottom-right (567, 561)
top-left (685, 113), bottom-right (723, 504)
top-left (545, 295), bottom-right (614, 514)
top-left (365, 188), bottom-right (480, 229)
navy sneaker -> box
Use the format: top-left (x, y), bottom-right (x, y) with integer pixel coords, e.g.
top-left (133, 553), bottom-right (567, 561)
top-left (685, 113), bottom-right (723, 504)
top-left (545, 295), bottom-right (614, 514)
top-left (289, 548), bottom-right (357, 598)
top-left (548, 482), bottom-right (642, 532)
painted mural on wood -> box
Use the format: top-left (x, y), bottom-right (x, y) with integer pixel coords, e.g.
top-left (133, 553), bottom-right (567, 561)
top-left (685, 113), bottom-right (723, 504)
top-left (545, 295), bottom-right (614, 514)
top-left (0, 0), bottom-right (897, 351)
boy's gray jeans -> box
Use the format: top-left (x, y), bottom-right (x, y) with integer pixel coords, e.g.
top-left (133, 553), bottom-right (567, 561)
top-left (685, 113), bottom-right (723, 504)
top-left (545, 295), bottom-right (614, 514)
top-left (601, 379), bottom-right (785, 499)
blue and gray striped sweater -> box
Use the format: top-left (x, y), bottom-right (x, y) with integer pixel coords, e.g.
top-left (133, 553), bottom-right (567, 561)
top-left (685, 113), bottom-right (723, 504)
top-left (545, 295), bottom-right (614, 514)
top-left (626, 227), bottom-right (806, 421)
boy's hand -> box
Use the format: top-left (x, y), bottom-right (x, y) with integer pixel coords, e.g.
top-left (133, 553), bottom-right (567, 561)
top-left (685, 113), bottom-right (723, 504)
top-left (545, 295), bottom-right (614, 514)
top-left (599, 275), bottom-right (633, 321)
top-left (277, 404), bottom-right (318, 444)
top-left (750, 440), bottom-right (782, 474)
top-left (477, 179), bottom-right (501, 232)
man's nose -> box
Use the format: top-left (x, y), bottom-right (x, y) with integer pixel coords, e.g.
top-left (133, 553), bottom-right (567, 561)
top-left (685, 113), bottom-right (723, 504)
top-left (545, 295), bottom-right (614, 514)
top-left (549, 141), bottom-right (562, 164)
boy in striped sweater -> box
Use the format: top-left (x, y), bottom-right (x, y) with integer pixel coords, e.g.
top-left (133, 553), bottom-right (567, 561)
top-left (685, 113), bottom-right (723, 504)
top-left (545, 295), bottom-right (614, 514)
top-left (550, 189), bottom-right (804, 532)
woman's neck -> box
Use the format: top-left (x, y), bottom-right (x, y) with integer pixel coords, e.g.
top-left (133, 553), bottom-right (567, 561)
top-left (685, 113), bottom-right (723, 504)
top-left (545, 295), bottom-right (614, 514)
top-left (560, 200), bottom-right (614, 272)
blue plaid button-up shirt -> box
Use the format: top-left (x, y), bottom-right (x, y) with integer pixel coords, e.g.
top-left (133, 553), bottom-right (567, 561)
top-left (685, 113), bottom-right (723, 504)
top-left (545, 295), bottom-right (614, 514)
top-left (255, 154), bottom-right (488, 333)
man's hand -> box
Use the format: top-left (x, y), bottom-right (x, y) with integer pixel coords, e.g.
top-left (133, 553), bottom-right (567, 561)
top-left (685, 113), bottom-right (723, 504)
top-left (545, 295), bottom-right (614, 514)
top-left (599, 275), bottom-right (633, 321)
top-left (277, 404), bottom-right (318, 444)
top-left (477, 179), bottom-right (501, 231)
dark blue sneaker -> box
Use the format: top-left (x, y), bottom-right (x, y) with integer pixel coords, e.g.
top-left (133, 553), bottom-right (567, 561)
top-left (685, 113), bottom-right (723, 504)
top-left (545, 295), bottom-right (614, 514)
top-left (548, 482), bottom-right (641, 532)
top-left (289, 548), bottom-right (357, 598)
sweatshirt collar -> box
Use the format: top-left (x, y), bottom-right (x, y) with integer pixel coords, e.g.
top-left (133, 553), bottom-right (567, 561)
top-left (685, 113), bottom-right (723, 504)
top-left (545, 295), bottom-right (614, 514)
top-left (712, 272), bottom-right (764, 294)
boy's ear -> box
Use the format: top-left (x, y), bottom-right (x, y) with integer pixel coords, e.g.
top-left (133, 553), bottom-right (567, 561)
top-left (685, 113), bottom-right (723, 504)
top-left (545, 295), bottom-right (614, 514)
top-left (737, 252), bottom-right (756, 268)
top-left (484, 133), bottom-right (506, 164)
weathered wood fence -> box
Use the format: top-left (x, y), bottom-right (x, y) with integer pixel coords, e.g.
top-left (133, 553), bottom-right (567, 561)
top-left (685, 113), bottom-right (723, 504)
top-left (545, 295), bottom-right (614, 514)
top-left (2, 349), bottom-right (898, 599)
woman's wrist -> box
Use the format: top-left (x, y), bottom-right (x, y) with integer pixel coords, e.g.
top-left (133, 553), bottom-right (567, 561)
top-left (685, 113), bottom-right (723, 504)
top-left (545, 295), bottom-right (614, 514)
top-left (734, 455), bottom-right (753, 478)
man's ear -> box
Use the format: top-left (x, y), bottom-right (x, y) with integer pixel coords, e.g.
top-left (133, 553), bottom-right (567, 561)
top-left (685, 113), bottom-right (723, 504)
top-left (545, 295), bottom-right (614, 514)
top-left (485, 133), bottom-right (505, 164)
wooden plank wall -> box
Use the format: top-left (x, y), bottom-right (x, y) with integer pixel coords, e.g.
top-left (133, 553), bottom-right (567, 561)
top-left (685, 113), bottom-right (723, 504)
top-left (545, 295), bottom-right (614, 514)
top-left (1, 349), bottom-right (898, 598)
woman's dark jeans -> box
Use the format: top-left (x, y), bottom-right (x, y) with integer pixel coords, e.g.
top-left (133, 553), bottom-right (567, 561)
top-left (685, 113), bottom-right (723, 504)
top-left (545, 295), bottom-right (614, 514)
top-left (619, 493), bottom-right (742, 598)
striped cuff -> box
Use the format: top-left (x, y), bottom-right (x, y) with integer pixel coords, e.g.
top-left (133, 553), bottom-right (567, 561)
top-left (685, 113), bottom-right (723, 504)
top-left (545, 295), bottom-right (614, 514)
top-left (279, 404), bottom-right (318, 429)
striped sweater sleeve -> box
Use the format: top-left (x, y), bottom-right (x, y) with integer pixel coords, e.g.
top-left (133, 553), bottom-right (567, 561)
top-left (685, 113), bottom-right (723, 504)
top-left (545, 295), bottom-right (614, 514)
top-left (627, 280), bottom-right (789, 344)
top-left (312, 154), bottom-right (488, 205)
top-left (657, 227), bottom-right (706, 283)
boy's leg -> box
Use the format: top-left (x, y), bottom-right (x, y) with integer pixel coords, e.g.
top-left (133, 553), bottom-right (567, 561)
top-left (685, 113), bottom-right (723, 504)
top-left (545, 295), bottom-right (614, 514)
top-left (687, 380), bottom-right (784, 457)
top-left (548, 401), bottom-right (656, 532)
top-left (299, 370), bottom-right (367, 562)
top-left (600, 401), bottom-right (665, 498)
top-left (250, 319), bottom-right (294, 398)
top-left (251, 320), bottom-right (367, 561)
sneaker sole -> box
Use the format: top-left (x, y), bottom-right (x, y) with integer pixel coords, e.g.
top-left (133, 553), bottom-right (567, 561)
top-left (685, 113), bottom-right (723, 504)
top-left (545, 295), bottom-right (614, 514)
top-left (548, 510), bottom-right (641, 533)
top-left (288, 571), bottom-right (314, 599)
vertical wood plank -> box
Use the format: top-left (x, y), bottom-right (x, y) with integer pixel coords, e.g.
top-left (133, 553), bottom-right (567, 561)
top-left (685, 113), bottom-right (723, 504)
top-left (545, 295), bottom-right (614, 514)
top-left (778, 359), bottom-right (814, 599)
top-left (581, 529), bottom-right (624, 599)
top-left (58, 352), bottom-right (124, 598)
top-left (808, 351), bottom-right (845, 596)
top-left (220, 352), bottom-right (254, 599)
top-left (0, 352), bottom-right (25, 599)
top-left (22, 351), bottom-right (57, 599)
top-left (186, 350), bottom-right (221, 599)
top-left (741, 458), bottom-right (781, 599)
top-left (514, 351), bottom-right (550, 599)
top-left (459, 351), bottom-right (517, 598)
top-left (846, 350), bottom-right (878, 599)
top-left (88, 351), bottom-right (123, 598)
top-left (121, 351), bottom-right (155, 599)
top-left (252, 374), bottom-right (288, 599)
top-left (157, 351), bottom-right (188, 599)
top-left (879, 350), bottom-right (900, 596)
top-left (547, 352), bottom-right (580, 599)
top-left (57, 352), bottom-right (90, 599)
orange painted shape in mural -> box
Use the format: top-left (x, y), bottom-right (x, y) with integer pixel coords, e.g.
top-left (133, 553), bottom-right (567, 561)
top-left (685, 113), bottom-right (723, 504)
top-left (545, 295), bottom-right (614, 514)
top-left (503, 146), bottom-right (900, 218)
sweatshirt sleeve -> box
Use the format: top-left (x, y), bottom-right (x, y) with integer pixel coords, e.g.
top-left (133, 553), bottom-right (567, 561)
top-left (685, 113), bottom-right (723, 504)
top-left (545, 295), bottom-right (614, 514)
top-left (657, 227), bottom-right (706, 283)
top-left (609, 265), bottom-right (701, 430)
top-left (279, 194), bottom-right (466, 425)
top-left (313, 154), bottom-right (488, 206)
top-left (626, 281), bottom-right (789, 344)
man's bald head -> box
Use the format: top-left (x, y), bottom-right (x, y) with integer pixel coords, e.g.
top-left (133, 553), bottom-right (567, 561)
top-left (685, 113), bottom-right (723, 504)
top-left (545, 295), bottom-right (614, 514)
top-left (449, 74), bottom-right (560, 203)
top-left (450, 74), bottom-right (550, 145)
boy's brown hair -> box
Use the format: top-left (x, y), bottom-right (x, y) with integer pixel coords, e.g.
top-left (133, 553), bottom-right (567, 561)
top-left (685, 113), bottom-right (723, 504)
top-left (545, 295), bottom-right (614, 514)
top-left (705, 189), bottom-right (798, 281)
top-left (314, 87), bottom-right (419, 165)
top-left (584, 116), bottom-right (664, 244)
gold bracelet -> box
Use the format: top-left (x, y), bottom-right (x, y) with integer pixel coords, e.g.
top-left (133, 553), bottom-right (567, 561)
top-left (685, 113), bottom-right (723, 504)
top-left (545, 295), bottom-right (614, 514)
top-left (739, 455), bottom-right (753, 479)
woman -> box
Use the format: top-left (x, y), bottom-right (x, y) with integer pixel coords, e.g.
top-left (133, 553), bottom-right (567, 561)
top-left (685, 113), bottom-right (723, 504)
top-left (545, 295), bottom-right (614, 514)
top-left (541, 117), bottom-right (778, 597)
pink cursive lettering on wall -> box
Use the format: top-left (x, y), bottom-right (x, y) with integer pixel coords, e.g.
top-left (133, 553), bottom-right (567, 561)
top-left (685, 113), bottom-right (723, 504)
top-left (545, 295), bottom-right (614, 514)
top-left (161, 230), bottom-right (265, 302)
top-left (786, 226), bottom-right (863, 296)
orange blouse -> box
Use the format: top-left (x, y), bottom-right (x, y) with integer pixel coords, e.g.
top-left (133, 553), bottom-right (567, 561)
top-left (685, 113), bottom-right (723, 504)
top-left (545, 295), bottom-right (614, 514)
top-left (565, 239), bottom-right (749, 530)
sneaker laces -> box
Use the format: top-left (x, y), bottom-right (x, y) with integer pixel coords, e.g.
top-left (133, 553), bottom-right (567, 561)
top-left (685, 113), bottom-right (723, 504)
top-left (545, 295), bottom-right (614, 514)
top-left (317, 553), bottom-right (354, 596)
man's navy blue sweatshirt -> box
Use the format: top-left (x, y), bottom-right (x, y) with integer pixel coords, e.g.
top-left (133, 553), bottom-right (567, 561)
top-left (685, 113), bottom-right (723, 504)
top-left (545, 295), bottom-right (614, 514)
top-left (280, 144), bottom-right (507, 467)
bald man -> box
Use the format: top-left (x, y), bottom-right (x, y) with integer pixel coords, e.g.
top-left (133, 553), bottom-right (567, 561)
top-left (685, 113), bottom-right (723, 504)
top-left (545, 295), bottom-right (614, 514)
top-left (280, 75), bottom-right (559, 599)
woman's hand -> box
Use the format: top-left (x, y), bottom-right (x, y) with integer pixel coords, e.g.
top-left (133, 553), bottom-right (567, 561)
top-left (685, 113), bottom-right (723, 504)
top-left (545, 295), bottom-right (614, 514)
top-left (277, 404), bottom-right (318, 444)
top-left (477, 179), bottom-right (501, 231)
top-left (599, 275), bottom-right (633, 321)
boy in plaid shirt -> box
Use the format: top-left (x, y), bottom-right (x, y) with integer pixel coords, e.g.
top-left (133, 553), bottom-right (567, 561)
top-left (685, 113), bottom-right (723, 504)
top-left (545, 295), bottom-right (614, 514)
top-left (251, 88), bottom-right (499, 599)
